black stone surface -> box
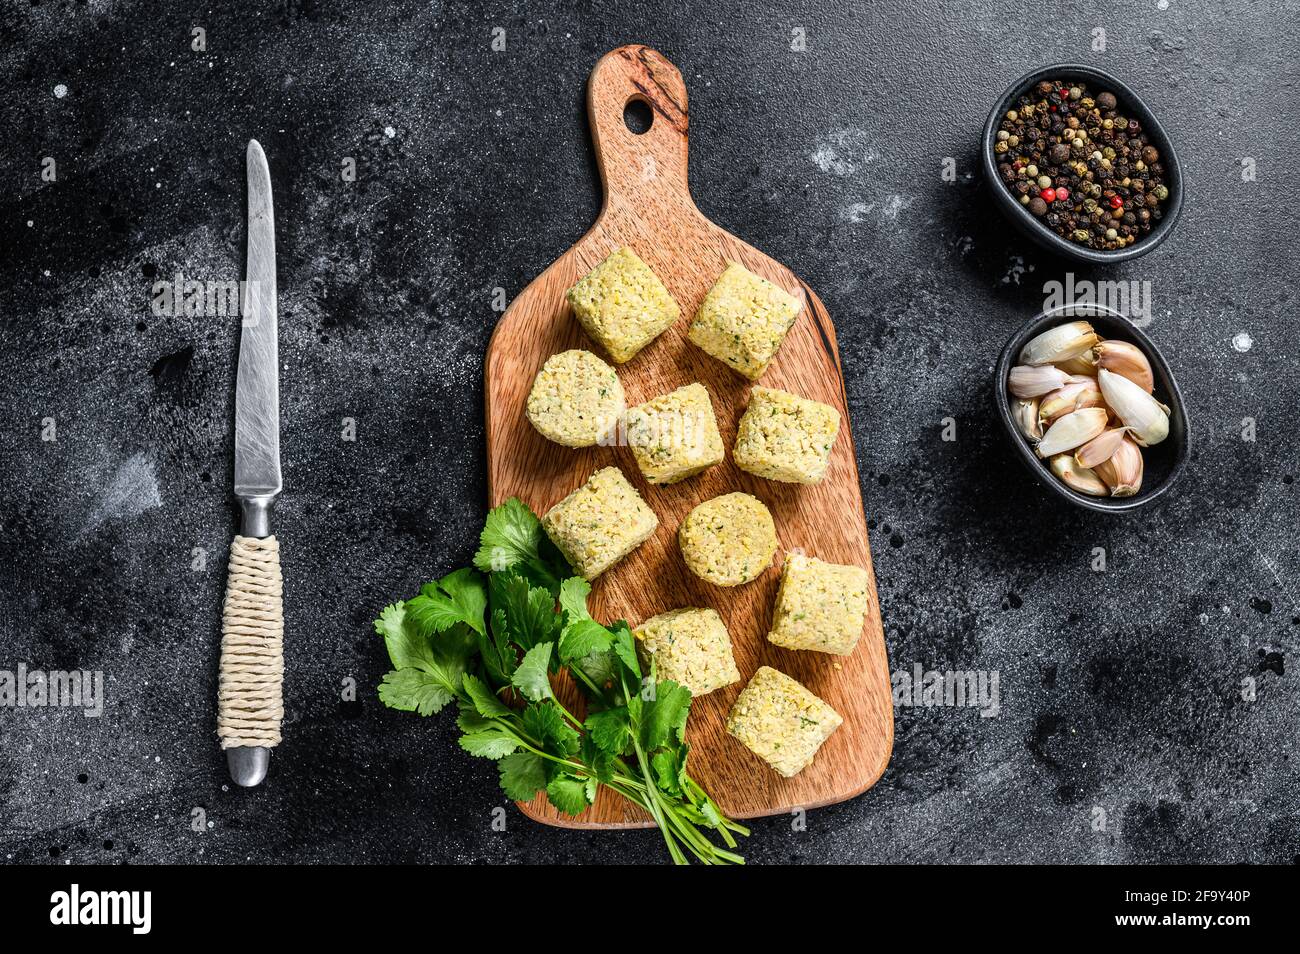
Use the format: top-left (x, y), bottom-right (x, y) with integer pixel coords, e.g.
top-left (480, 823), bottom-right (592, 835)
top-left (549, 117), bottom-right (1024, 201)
top-left (1, 0), bottom-right (1296, 865)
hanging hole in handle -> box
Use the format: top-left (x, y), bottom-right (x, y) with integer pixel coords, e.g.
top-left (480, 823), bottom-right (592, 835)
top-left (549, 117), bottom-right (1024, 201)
top-left (623, 97), bottom-right (654, 135)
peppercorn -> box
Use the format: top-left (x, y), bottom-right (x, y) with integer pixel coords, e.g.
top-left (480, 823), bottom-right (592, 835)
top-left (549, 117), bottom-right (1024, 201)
top-left (1097, 91), bottom-right (1117, 110)
top-left (1153, 184), bottom-right (1169, 201)
top-left (1029, 197), bottom-right (1048, 216)
top-left (1050, 144), bottom-right (1071, 164)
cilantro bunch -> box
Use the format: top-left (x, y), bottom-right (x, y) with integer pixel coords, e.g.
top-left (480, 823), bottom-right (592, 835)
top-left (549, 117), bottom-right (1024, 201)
top-left (375, 498), bottom-right (748, 864)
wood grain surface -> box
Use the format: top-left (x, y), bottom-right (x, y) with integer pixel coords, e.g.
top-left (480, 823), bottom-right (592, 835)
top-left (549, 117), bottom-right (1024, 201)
top-left (484, 45), bottom-right (892, 827)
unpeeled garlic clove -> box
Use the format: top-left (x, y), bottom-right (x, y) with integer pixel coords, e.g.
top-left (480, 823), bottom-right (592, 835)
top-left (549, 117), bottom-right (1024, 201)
top-left (1038, 376), bottom-right (1104, 426)
top-left (1093, 434), bottom-right (1144, 496)
top-left (1035, 407), bottom-right (1108, 458)
top-left (1019, 321), bottom-right (1101, 366)
top-left (1093, 340), bottom-right (1154, 393)
top-left (1074, 426), bottom-right (1131, 469)
top-left (1098, 368), bottom-right (1169, 446)
top-left (1011, 398), bottom-right (1043, 441)
top-left (1055, 353), bottom-right (1099, 377)
top-left (1049, 454), bottom-right (1110, 496)
top-left (1009, 364), bottom-right (1072, 398)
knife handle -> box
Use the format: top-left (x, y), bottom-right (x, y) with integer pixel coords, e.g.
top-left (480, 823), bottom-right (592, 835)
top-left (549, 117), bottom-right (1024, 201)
top-left (217, 535), bottom-right (284, 752)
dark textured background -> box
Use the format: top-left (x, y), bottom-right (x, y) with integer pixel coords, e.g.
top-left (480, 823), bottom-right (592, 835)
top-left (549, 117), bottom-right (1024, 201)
top-left (1, 0), bottom-right (1296, 865)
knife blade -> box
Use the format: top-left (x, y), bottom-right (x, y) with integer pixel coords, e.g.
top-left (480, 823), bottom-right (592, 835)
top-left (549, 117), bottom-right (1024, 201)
top-left (220, 139), bottom-right (282, 788)
top-left (235, 139), bottom-right (281, 511)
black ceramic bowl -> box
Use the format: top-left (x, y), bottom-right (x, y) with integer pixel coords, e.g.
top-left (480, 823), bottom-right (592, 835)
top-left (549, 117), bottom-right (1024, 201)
top-left (994, 304), bottom-right (1189, 513)
top-left (982, 64), bottom-right (1184, 264)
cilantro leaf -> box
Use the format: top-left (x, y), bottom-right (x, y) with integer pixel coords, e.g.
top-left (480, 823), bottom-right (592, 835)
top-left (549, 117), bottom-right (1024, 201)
top-left (475, 498), bottom-right (544, 573)
top-left (458, 730), bottom-right (519, 760)
top-left (456, 703), bottom-right (493, 733)
top-left (405, 567), bottom-right (487, 637)
top-left (475, 498), bottom-right (568, 592)
top-left (479, 608), bottom-right (516, 684)
top-left (586, 706), bottom-right (631, 755)
top-left (640, 680), bottom-right (691, 751)
top-left (559, 618), bottom-right (614, 662)
top-left (490, 572), bottom-right (563, 653)
top-left (580, 735), bottom-right (617, 784)
top-left (511, 643), bottom-right (554, 702)
top-left (651, 746), bottom-right (686, 797)
top-left (574, 650), bottom-right (619, 694)
top-left (610, 621), bottom-right (641, 679)
top-left (375, 601), bottom-right (475, 714)
top-left (498, 751), bottom-right (547, 801)
top-left (378, 668), bottom-right (453, 716)
top-left (558, 577), bottom-right (591, 623)
top-left (463, 672), bottom-right (512, 718)
top-left (521, 701), bottom-right (580, 756)
top-left (546, 774), bottom-right (593, 815)
top-left (375, 602), bottom-right (434, 672)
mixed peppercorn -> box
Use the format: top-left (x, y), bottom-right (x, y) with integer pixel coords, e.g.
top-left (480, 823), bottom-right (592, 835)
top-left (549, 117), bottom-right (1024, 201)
top-left (994, 80), bottom-right (1171, 251)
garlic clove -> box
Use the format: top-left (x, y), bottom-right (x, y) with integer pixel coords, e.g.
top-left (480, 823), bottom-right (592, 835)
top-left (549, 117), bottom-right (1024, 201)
top-left (1009, 364), bottom-right (1072, 399)
top-left (1098, 368), bottom-right (1169, 446)
top-left (1055, 353), bottom-right (1098, 377)
top-left (1049, 454), bottom-right (1110, 496)
top-left (1038, 376), bottom-right (1104, 426)
top-left (1019, 320), bottom-right (1101, 366)
top-left (1093, 340), bottom-right (1154, 393)
top-left (1093, 434), bottom-right (1144, 496)
top-left (1035, 407), bottom-right (1109, 458)
top-left (1011, 398), bottom-right (1043, 441)
top-left (1074, 426), bottom-right (1131, 469)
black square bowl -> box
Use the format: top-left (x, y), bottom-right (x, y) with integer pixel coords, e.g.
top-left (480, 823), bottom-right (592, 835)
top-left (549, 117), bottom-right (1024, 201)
top-left (982, 64), bottom-right (1184, 265)
top-left (994, 304), bottom-right (1190, 513)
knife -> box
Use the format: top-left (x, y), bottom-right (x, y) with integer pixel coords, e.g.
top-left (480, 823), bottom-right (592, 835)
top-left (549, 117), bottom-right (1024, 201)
top-left (216, 139), bottom-right (284, 787)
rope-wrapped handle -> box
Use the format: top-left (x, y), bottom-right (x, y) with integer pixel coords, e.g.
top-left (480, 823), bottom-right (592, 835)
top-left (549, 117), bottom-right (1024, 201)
top-left (217, 535), bottom-right (284, 748)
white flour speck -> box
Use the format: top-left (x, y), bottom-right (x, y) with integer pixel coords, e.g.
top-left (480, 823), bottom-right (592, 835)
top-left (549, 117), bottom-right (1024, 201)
top-left (384, 125), bottom-right (396, 138)
top-left (53, 84), bottom-right (68, 98)
top-left (843, 202), bottom-right (873, 223)
top-left (83, 453), bottom-right (162, 533)
top-left (1000, 256), bottom-right (1027, 286)
top-left (1232, 331), bottom-right (1253, 352)
top-left (810, 129), bottom-right (876, 176)
top-left (880, 194), bottom-right (913, 221)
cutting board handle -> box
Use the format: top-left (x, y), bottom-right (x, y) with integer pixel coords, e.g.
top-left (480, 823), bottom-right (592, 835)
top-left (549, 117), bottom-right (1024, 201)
top-left (587, 45), bottom-right (691, 209)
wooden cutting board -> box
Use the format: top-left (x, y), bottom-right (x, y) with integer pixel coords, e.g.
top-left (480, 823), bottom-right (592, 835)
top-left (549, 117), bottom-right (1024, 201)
top-left (485, 45), bottom-right (892, 827)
